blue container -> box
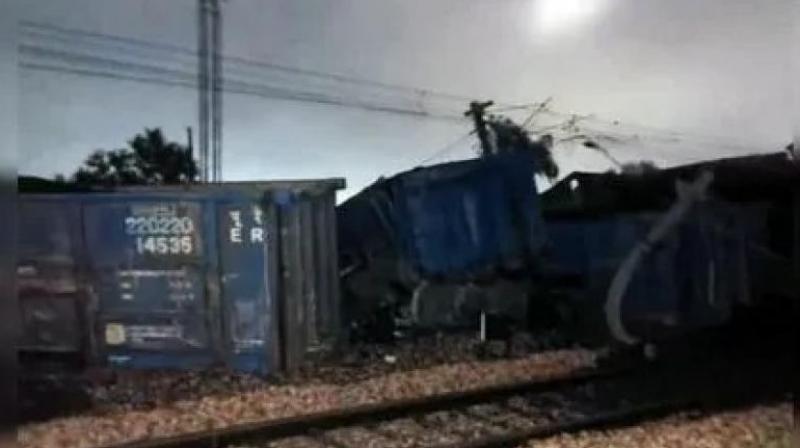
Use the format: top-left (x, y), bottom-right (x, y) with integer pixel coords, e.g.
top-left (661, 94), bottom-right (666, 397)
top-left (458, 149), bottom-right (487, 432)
top-left (18, 180), bottom-right (343, 375)
top-left (339, 152), bottom-right (547, 280)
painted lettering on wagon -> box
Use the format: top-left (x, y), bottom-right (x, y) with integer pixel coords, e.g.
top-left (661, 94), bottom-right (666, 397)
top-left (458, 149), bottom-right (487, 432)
top-left (124, 204), bottom-right (197, 256)
top-left (116, 269), bottom-right (198, 304)
top-left (227, 206), bottom-right (265, 244)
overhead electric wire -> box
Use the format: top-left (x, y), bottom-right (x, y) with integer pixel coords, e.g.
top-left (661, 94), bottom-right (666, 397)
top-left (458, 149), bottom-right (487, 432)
top-left (22, 61), bottom-right (462, 121)
top-left (486, 103), bottom-right (544, 113)
top-left (21, 26), bottom-right (469, 120)
top-left (580, 123), bottom-right (774, 156)
top-left (19, 44), bottom-right (464, 121)
top-left (524, 108), bottom-right (775, 162)
top-left (21, 20), bottom-right (474, 104)
top-left (23, 20), bottom-right (778, 155)
top-left (521, 97), bottom-right (553, 129)
top-left (20, 61), bottom-right (196, 90)
top-left (416, 130), bottom-right (476, 166)
top-left (20, 44), bottom-right (193, 83)
top-left (538, 109), bottom-right (774, 153)
top-left (505, 98), bottom-right (777, 155)
top-left (22, 26), bottom-right (349, 97)
top-left (22, 27), bottom-right (303, 90)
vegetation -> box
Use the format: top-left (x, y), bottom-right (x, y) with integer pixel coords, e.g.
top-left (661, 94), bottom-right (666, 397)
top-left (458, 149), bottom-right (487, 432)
top-left (61, 128), bottom-right (197, 187)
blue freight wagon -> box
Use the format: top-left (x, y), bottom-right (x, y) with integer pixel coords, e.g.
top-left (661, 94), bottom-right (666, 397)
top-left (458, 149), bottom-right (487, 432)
top-left (18, 179), bottom-right (344, 376)
top-left (338, 150), bottom-right (798, 347)
top-left (338, 152), bottom-right (547, 335)
top-left (544, 203), bottom-right (770, 344)
top-left (540, 153), bottom-right (799, 346)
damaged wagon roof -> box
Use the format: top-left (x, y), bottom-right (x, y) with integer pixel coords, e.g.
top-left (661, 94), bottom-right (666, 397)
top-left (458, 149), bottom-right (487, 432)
top-left (542, 151), bottom-right (800, 216)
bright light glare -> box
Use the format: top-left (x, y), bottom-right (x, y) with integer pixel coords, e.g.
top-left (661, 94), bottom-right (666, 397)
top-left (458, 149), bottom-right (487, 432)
top-left (532, 0), bottom-right (607, 37)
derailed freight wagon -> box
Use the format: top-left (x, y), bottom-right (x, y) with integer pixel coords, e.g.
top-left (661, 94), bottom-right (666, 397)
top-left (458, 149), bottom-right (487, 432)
top-left (339, 149), bottom-right (798, 347)
top-left (544, 201), bottom-right (770, 344)
top-left (18, 179), bottom-right (343, 375)
top-left (540, 152), bottom-right (799, 345)
top-left (338, 152), bottom-right (548, 337)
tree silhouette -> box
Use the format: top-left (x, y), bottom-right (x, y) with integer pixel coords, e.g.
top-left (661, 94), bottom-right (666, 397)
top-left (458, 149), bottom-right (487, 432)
top-left (68, 128), bottom-right (197, 187)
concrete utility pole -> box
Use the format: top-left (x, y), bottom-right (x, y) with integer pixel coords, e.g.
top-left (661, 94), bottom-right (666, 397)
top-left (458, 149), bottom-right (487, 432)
top-left (465, 100), bottom-right (494, 157)
top-left (197, 0), bottom-right (223, 182)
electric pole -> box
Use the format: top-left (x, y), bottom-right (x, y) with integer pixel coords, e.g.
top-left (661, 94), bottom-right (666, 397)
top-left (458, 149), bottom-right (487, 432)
top-left (465, 100), bottom-right (494, 157)
top-left (197, 0), bottom-right (223, 182)
top-left (197, 0), bottom-right (209, 182)
top-left (210, 0), bottom-right (222, 182)
top-left (186, 126), bottom-right (195, 181)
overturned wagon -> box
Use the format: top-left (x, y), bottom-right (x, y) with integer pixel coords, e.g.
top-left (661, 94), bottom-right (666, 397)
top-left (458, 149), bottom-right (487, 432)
top-left (338, 150), bottom-right (799, 347)
top-left (18, 179), bottom-right (343, 375)
top-left (337, 152), bottom-right (548, 336)
top-left (541, 152), bottom-right (799, 345)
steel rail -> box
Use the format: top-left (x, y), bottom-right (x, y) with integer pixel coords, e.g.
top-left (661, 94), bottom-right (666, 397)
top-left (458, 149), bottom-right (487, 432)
top-left (435, 384), bottom-right (790, 448)
top-left (433, 401), bottom-right (694, 448)
top-left (98, 367), bottom-right (630, 448)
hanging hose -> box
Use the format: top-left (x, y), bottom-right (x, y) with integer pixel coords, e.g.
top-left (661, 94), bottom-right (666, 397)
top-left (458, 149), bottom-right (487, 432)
top-left (605, 170), bottom-right (715, 345)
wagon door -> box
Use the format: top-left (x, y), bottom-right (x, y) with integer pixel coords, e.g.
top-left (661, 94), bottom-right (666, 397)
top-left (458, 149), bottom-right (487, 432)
top-left (217, 200), bottom-right (273, 375)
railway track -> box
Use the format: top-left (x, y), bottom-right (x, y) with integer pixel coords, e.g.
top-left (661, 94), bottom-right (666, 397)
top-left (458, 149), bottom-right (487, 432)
top-left (98, 346), bottom-right (791, 448)
top-left (99, 368), bottom-right (633, 448)
top-left (97, 366), bottom-right (706, 448)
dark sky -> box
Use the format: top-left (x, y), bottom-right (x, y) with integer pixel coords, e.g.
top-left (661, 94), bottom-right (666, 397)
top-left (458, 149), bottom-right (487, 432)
top-left (13, 0), bottom-right (797, 196)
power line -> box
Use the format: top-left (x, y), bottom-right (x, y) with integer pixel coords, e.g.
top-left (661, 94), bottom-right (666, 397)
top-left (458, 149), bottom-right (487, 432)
top-left (500, 98), bottom-right (776, 153)
top-left (521, 97), bottom-right (553, 129)
top-left (582, 123), bottom-right (775, 154)
top-left (539, 109), bottom-right (773, 152)
top-left (416, 130), bottom-right (475, 166)
top-left (22, 27), bottom-right (272, 86)
top-left (21, 20), bottom-right (474, 104)
top-left (25, 58), bottom-right (760, 174)
top-left (22, 33), bottom-right (443, 116)
top-left (20, 44), bottom-right (192, 82)
top-left (24, 21), bottom-right (778, 153)
top-left (497, 103), bottom-right (768, 157)
top-left (21, 61), bottom-right (196, 89)
top-left (522, 107), bottom-right (775, 157)
top-left (19, 45), bottom-right (464, 122)
top-left (20, 35), bottom-right (467, 119)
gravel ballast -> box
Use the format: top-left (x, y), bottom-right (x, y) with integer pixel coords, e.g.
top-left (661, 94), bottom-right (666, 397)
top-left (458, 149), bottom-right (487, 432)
top-left (18, 349), bottom-right (596, 448)
top-left (77, 332), bottom-right (573, 414)
top-left (520, 403), bottom-right (794, 448)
